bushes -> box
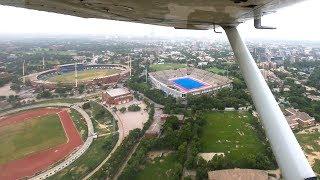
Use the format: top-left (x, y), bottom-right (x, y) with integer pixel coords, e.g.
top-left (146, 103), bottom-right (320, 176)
top-left (82, 102), bottom-right (91, 109)
top-left (128, 104), bottom-right (141, 112)
top-left (92, 129), bottom-right (142, 179)
top-left (119, 107), bottom-right (127, 113)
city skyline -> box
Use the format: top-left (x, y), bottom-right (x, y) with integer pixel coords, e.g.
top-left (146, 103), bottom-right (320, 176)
top-left (0, 0), bottom-right (319, 41)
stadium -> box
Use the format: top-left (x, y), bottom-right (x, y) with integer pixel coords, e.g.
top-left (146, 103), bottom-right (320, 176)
top-left (0, 106), bottom-right (83, 179)
top-left (26, 63), bottom-right (130, 89)
top-left (149, 68), bottom-right (232, 98)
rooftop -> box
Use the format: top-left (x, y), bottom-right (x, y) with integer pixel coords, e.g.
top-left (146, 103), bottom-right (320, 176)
top-left (105, 88), bottom-right (130, 97)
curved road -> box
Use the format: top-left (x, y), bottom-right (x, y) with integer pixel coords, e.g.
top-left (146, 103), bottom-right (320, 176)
top-left (83, 102), bottom-right (125, 180)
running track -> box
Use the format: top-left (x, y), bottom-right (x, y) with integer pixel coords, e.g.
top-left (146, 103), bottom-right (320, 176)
top-left (0, 108), bottom-right (83, 179)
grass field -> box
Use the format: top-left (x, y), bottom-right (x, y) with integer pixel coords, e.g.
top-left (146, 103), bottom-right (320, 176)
top-left (133, 153), bottom-right (180, 180)
top-left (47, 69), bottom-right (120, 83)
top-left (0, 114), bottom-right (66, 164)
top-left (206, 67), bottom-right (226, 74)
top-left (70, 109), bottom-right (88, 140)
top-left (48, 134), bottom-right (118, 180)
top-left (200, 111), bottom-right (268, 165)
top-left (150, 63), bottom-right (187, 71)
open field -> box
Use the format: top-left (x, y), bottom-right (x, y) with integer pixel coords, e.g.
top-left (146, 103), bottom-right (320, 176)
top-left (0, 114), bottom-right (66, 164)
top-left (296, 130), bottom-right (320, 174)
top-left (200, 111), bottom-right (269, 165)
top-left (47, 69), bottom-right (120, 83)
top-left (206, 67), bottom-right (226, 74)
top-left (150, 63), bottom-right (187, 71)
top-left (132, 153), bottom-right (180, 180)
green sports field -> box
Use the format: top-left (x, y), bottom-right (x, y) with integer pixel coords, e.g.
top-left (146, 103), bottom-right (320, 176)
top-left (47, 69), bottom-right (120, 83)
top-left (200, 111), bottom-right (269, 165)
top-left (150, 63), bottom-right (187, 71)
top-left (0, 114), bottom-right (67, 164)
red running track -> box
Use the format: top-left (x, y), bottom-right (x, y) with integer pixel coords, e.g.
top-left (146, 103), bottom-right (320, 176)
top-left (0, 108), bottom-right (83, 180)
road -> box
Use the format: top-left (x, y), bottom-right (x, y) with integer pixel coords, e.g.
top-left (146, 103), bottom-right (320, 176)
top-left (83, 102), bottom-right (125, 180)
top-left (113, 140), bottom-right (141, 180)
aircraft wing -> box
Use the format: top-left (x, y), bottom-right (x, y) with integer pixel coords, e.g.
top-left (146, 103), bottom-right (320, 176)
top-left (0, 0), bottom-right (305, 29)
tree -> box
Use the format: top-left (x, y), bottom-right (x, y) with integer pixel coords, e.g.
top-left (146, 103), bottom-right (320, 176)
top-left (177, 142), bottom-right (188, 163)
top-left (128, 104), bottom-right (141, 112)
top-left (196, 166), bottom-right (208, 180)
top-left (78, 84), bottom-right (85, 94)
top-left (36, 90), bottom-right (53, 99)
top-left (82, 102), bottom-right (91, 109)
top-left (120, 107), bottom-right (127, 113)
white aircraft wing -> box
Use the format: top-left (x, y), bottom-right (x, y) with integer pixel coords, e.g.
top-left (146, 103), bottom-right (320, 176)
top-left (0, 0), bottom-right (305, 29)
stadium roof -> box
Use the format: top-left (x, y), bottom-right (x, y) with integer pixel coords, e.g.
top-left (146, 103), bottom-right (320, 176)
top-left (105, 88), bottom-right (130, 97)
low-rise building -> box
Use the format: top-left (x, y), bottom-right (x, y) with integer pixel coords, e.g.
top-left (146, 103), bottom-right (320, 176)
top-left (284, 108), bottom-right (315, 129)
top-left (102, 88), bottom-right (133, 105)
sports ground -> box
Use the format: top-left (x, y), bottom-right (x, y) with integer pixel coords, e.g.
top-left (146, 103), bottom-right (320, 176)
top-left (0, 107), bottom-right (83, 179)
top-left (47, 68), bottom-right (120, 83)
top-left (200, 111), bottom-right (270, 166)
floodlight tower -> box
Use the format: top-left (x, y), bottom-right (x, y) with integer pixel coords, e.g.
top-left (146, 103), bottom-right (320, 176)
top-left (75, 63), bottom-right (78, 88)
top-left (129, 56), bottom-right (132, 77)
top-left (42, 57), bottom-right (45, 70)
top-left (145, 66), bottom-right (148, 83)
top-left (22, 60), bottom-right (26, 83)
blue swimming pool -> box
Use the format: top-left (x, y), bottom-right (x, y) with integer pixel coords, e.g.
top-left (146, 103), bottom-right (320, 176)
top-left (172, 77), bottom-right (206, 91)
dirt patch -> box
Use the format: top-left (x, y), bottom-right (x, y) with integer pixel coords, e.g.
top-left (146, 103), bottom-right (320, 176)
top-left (147, 150), bottom-right (173, 160)
top-left (198, 152), bottom-right (225, 162)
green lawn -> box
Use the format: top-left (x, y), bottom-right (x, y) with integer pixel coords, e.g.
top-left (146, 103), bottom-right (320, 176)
top-left (150, 63), bottom-right (187, 71)
top-left (200, 111), bottom-right (268, 165)
top-left (70, 109), bottom-right (88, 140)
top-left (47, 69), bottom-right (120, 83)
top-left (133, 153), bottom-right (181, 180)
top-left (206, 67), bottom-right (226, 74)
top-left (48, 134), bottom-right (119, 180)
top-left (0, 114), bottom-right (67, 164)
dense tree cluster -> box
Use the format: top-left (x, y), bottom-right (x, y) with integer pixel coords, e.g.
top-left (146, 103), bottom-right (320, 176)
top-left (308, 68), bottom-right (320, 90)
top-left (93, 128), bottom-right (142, 179)
top-left (283, 78), bottom-right (320, 121)
top-left (128, 104), bottom-right (141, 112)
top-left (187, 87), bottom-right (251, 112)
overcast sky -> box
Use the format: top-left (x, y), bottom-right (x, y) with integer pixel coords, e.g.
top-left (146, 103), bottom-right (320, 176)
top-left (0, 0), bottom-right (319, 41)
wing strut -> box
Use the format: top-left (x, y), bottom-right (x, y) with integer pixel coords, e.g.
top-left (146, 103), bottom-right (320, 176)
top-left (223, 26), bottom-right (316, 180)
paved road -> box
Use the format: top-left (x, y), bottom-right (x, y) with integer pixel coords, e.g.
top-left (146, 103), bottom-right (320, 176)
top-left (83, 102), bottom-right (125, 180)
top-left (0, 103), bottom-right (95, 180)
